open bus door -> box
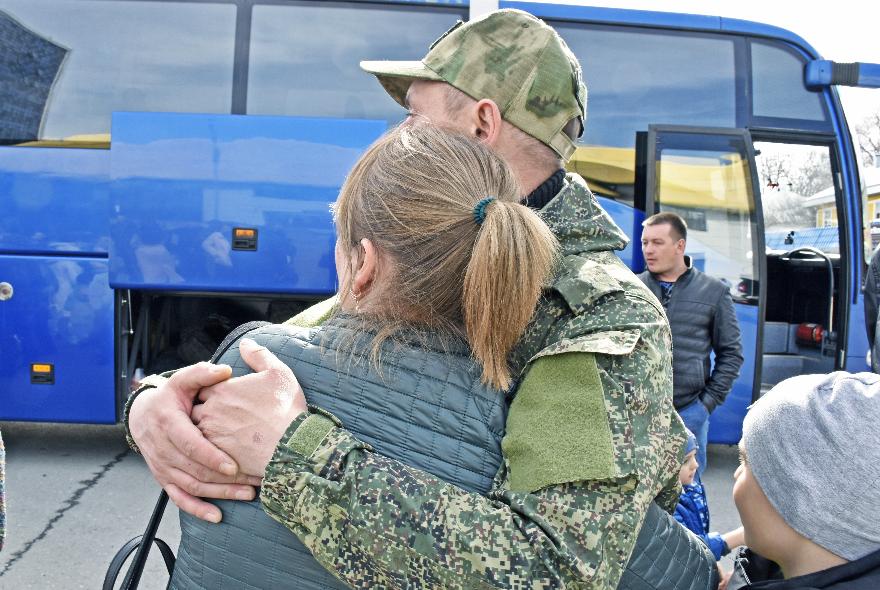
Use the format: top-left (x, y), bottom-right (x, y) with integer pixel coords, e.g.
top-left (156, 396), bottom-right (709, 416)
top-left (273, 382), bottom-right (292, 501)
top-left (644, 125), bottom-right (765, 444)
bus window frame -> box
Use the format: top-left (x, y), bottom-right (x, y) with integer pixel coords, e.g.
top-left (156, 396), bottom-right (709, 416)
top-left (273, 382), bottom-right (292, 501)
top-left (239, 0), bottom-right (467, 114)
top-left (542, 13), bottom-right (861, 321)
top-left (0, 0), bottom-right (466, 145)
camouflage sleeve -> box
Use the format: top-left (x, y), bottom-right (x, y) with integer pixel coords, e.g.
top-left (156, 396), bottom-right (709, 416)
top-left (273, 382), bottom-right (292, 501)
top-left (655, 463), bottom-right (684, 514)
top-left (261, 411), bottom-right (641, 589)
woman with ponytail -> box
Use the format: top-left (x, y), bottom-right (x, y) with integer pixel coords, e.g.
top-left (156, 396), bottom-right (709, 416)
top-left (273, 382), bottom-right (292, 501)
top-left (329, 123), bottom-right (557, 391)
top-left (166, 124), bottom-right (557, 589)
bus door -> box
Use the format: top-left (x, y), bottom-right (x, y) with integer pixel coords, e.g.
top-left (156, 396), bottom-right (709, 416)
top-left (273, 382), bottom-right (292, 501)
top-left (645, 126), bottom-right (764, 444)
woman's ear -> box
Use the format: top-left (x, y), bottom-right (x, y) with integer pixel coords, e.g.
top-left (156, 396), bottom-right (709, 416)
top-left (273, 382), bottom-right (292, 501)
top-left (473, 99), bottom-right (503, 147)
top-left (352, 238), bottom-right (378, 296)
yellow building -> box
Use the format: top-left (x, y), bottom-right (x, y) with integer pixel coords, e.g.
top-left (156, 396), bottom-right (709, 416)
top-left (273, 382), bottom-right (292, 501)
top-left (777, 166), bottom-right (880, 229)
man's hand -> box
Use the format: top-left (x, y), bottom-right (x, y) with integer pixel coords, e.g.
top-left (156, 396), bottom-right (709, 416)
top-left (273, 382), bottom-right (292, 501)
top-left (192, 338), bottom-right (308, 477)
top-left (129, 363), bottom-right (261, 523)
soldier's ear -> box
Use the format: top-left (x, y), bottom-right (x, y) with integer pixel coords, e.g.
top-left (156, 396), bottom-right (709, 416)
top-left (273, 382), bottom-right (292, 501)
top-left (473, 99), bottom-right (503, 147)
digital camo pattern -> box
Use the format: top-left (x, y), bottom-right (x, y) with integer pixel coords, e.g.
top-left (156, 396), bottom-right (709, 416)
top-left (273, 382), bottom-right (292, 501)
top-left (260, 174), bottom-right (686, 589)
top-left (511, 173), bottom-right (685, 499)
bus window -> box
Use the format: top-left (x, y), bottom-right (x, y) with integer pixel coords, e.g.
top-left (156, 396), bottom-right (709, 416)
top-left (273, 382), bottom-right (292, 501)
top-left (551, 23), bottom-right (737, 206)
top-left (0, 0), bottom-right (236, 147)
top-left (647, 128), bottom-right (760, 303)
top-left (247, 4), bottom-right (465, 127)
top-left (751, 41), bottom-right (828, 122)
top-left (757, 142), bottom-right (838, 252)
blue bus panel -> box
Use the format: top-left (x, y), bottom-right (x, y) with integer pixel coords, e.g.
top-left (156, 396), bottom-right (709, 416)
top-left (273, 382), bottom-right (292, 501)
top-left (109, 112), bottom-right (387, 295)
top-left (845, 297), bottom-right (871, 372)
top-left (0, 255), bottom-right (116, 423)
top-left (0, 147), bottom-right (110, 255)
top-left (595, 195), bottom-right (644, 270)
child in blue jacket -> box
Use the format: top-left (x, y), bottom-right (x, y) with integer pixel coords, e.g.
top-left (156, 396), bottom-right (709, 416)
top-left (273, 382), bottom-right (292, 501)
top-left (675, 429), bottom-right (743, 560)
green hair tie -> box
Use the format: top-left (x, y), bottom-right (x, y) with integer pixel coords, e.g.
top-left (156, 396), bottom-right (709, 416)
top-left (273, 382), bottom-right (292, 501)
top-left (473, 197), bottom-right (496, 225)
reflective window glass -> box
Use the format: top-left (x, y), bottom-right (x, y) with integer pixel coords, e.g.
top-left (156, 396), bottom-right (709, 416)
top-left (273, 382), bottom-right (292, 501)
top-left (651, 131), bottom-right (760, 302)
top-left (248, 4), bottom-right (464, 127)
top-left (0, 0), bottom-right (236, 145)
top-left (751, 41), bottom-right (826, 122)
top-left (553, 24), bottom-right (736, 150)
top-left (551, 23), bottom-right (736, 205)
top-left (756, 142), bottom-right (837, 252)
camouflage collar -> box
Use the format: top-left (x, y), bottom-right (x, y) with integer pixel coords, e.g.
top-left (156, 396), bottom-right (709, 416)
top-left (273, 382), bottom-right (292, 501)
top-left (538, 173), bottom-right (630, 256)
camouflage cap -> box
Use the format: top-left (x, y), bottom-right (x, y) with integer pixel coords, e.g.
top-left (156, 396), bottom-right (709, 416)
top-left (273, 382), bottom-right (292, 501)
top-left (361, 9), bottom-right (587, 161)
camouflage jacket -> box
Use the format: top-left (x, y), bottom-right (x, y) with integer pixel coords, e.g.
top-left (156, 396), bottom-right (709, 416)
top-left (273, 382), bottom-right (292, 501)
top-left (260, 173), bottom-right (686, 589)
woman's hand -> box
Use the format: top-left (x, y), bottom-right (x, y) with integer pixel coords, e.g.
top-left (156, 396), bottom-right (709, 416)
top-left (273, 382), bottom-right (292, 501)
top-left (192, 339), bottom-right (308, 478)
top-left (717, 567), bottom-right (733, 590)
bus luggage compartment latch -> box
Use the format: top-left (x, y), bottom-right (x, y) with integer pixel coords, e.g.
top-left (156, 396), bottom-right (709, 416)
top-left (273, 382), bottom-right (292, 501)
top-left (31, 363), bottom-right (55, 385)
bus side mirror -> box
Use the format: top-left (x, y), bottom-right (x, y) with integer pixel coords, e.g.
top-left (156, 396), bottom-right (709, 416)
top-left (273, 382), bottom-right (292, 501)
top-left (806, 60), bottom-right (880, 89)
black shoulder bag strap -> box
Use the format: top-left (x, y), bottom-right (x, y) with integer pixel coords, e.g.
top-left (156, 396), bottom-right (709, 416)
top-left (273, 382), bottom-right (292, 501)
top-left (103, 321), bottom-right (272, 590)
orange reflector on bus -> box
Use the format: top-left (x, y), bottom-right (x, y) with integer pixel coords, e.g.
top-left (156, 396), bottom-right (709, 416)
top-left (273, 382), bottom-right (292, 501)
top-left (31, 363), bottom-right (55, 384)
top-left (232, 227), bottom-right (258, 251)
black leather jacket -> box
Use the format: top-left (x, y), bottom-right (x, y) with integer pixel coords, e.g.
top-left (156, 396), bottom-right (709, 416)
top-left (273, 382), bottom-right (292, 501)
top-left (638, 258), bottom-right (744, 412)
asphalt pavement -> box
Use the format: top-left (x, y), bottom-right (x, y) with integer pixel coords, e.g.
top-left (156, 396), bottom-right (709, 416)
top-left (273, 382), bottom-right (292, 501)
top-left (0, 421), bottom-right (743, 589)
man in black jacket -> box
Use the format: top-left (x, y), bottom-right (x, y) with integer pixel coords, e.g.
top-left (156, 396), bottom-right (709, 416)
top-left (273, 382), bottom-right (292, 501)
top-left (639, 212), bottom-right (743, 476)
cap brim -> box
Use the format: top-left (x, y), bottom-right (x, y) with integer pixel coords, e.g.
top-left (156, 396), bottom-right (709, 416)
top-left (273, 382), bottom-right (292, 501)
top-left (360, 60), bottom-right (444, 107)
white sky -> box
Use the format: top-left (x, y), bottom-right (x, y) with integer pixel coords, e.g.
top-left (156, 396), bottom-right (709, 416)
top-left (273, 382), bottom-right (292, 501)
top-left (527, 0), bottom-right (880, 125)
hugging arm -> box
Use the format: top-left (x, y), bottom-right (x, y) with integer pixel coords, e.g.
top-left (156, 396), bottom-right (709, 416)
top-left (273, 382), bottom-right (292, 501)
top-left (259, 352), bottom-right (652, 590)
top-left (122, 297), bottom-right (340, 521)
top-left (262, 412), bottom-right (640, 590)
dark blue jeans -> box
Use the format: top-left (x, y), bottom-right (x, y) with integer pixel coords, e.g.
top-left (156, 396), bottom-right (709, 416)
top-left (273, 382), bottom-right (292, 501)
top-left (678, 399), bottom-right (710, 479)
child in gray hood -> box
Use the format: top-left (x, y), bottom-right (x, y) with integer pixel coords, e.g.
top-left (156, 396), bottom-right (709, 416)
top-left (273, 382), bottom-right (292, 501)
top-left (726, 372), bottom-right (880, 590)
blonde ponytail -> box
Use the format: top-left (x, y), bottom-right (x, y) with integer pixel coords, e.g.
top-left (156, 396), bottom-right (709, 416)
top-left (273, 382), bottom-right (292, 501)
top-left (463, 200), bottom-right (557, 390)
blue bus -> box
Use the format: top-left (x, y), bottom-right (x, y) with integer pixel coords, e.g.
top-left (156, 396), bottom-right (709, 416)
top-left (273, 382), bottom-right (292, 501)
top-left (1, 0), bottom-right (878, 444)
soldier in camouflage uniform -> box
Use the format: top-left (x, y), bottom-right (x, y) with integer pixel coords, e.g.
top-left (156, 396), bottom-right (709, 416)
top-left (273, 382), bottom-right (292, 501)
top-left (126, 9), bottom-right (686, 588)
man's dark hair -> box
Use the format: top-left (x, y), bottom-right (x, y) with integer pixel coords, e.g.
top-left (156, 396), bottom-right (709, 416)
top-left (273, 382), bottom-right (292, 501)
top-left (643, 211), bottom-right (687, 241)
